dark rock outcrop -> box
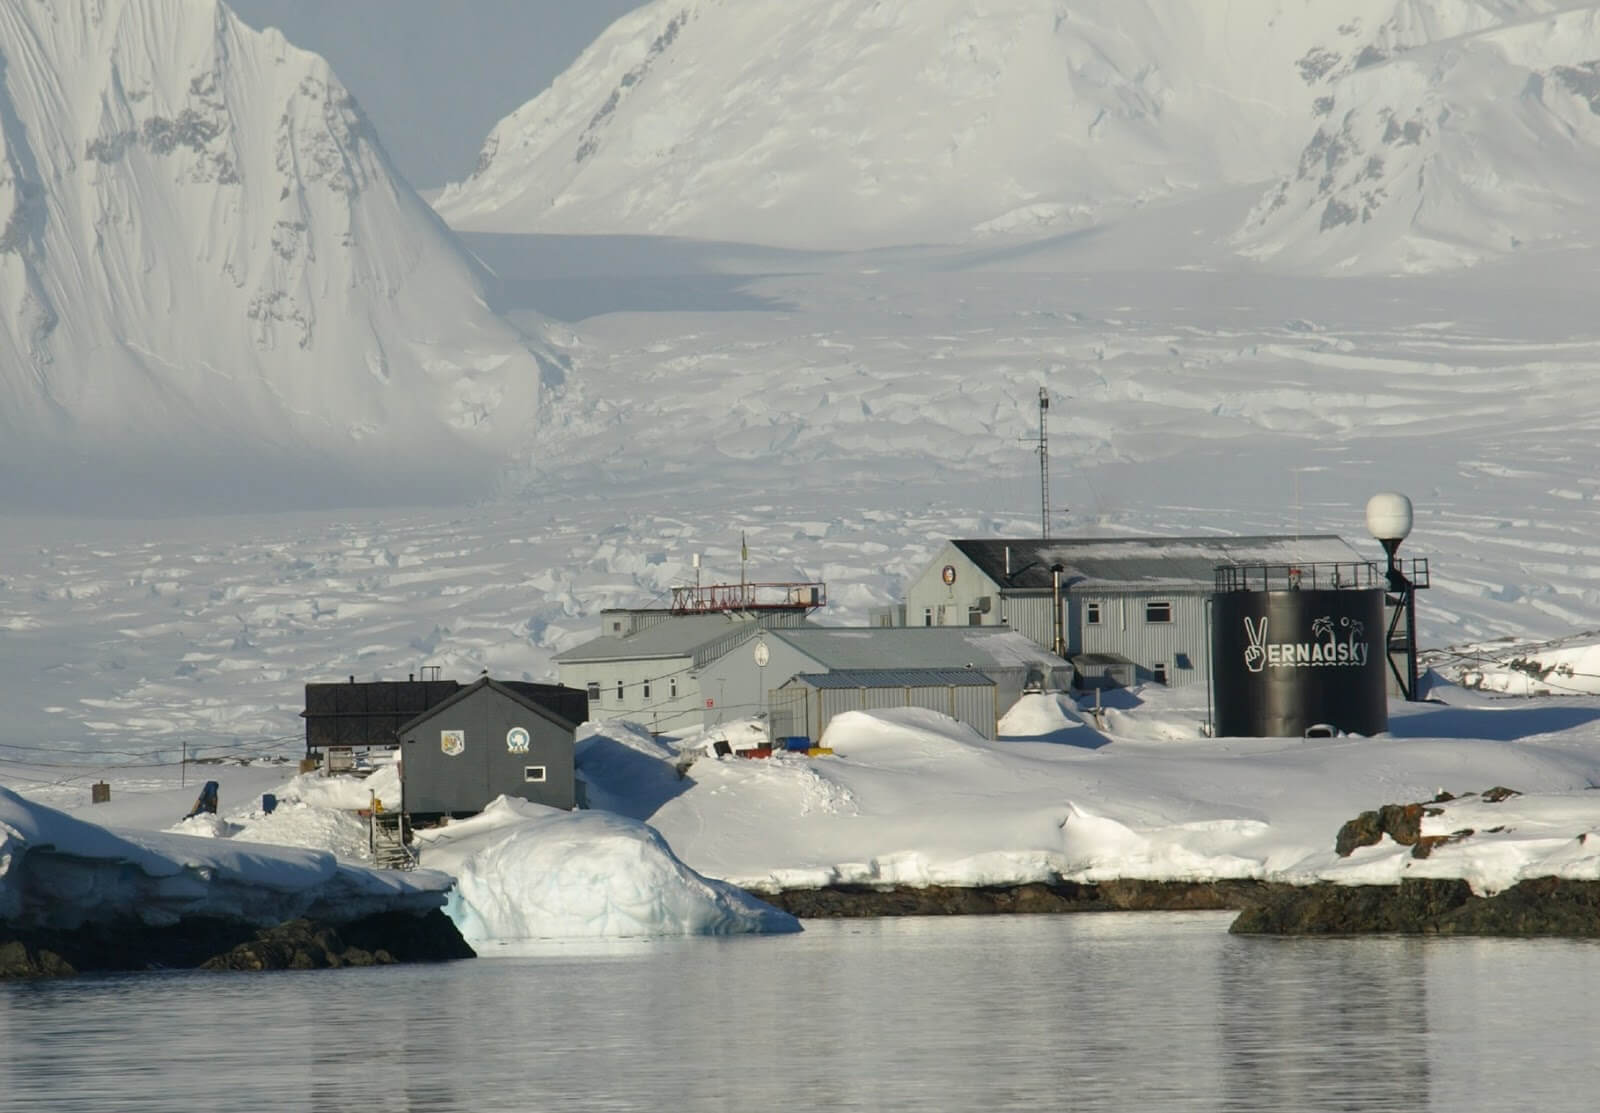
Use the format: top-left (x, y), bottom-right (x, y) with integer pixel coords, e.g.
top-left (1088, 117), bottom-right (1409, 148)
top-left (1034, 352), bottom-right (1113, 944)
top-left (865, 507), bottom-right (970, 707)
top-left (1230, 877), bottom-right (1600, 936)
top-left (1334, 802), bottom-right (1427, 856)
top-left (755, 879), bottom-right (1269, 917)
top-left (0, 909), bottom-right (473, 979)
top-left (201, 910), bottom-right (475, 971)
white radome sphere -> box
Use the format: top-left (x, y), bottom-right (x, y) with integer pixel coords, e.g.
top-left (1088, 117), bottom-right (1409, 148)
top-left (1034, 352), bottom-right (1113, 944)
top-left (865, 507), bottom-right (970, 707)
top-left (1366, 492), bottom-right (1414, 543)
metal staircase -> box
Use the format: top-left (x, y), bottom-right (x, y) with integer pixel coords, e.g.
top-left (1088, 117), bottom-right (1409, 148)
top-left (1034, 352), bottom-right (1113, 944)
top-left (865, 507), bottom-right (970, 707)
top-left (366, 795), bottom-right (417, 870)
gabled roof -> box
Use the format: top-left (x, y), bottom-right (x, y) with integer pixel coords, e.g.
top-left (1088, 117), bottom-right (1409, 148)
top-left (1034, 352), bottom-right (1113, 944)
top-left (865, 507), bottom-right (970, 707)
top-left (951, 535), bottom-right (1371, 591)
top-left (768, 626), bottom-right (1069, 671)
top-left (398, 677), bottom-right (579, 735)
top-left (554, 612), bottom-right (816, 667)
top-left (785, 668), bottom-right (997, 689)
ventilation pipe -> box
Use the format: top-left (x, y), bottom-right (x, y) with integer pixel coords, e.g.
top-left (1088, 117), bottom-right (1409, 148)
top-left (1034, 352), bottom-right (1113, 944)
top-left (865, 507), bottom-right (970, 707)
top-left (1051, 563), bottom-right (1066, 658)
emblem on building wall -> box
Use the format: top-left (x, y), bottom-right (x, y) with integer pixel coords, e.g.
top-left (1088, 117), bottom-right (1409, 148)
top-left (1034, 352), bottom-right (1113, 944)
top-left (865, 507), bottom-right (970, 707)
top-left (440, 729), bottom-right (465, 756)
top-left (506, 726), bottom-right (530, 754)
top-left (941, 564), bottom-right (957, 586)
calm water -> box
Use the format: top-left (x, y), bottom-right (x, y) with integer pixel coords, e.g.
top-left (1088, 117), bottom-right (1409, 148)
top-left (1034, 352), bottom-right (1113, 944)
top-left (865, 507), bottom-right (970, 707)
top-left (3, 913), bottom-right (1598, 1112)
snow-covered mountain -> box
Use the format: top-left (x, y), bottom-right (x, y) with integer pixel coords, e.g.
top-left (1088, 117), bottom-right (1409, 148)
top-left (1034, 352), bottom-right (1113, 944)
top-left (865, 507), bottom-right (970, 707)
top-left (1243, 2), bottom-right (1600, 271)
top-left (0, 0), bottom-right (553, 509)
top-left (436, 0), bottom-right (1600, 268)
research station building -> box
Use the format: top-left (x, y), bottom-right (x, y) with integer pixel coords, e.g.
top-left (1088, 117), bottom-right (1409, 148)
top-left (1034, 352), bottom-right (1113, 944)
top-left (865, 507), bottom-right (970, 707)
top-left (398, 677), bottom-right (584, 818)
top-left (893, 535), bottom-right (1372, 691)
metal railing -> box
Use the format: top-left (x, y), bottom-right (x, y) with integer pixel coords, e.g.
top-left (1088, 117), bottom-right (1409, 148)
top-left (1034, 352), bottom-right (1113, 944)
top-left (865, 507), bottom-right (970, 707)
top-left (669, 581), bottom-right (827, 613)
top-left (1214, 561), bottom-right (1382, 593)
top-left (1215, 558), bottom-right (1430, 593)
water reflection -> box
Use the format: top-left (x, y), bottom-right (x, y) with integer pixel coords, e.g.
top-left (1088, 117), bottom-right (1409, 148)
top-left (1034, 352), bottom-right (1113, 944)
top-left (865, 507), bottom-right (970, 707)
top-left (5, 916), bottom-right (1600, 1111)
top-left (1219, 937), bottom-right (1428, 1110)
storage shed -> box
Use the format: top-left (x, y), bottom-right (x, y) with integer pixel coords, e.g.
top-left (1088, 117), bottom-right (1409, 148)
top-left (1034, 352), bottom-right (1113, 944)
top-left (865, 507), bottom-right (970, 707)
top-left (769, 668), bottom-right (1000, 744)
top-left (398, 677), bottom-right (581, 818)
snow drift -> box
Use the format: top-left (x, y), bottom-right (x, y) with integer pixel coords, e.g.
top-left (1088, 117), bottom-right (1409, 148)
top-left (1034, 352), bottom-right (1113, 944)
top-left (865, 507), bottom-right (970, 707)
top-left (0, 784), bottom-right (451, 930)
top-left (416, 796), bottom-right (800, 942)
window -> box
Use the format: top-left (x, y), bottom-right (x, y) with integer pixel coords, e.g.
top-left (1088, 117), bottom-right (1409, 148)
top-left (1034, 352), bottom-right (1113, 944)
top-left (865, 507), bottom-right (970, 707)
top-left (524, 765), bottom-right (547, 783)
top-left (611, 621), bottom-right (622, 633)
top-left (643, 679), bottom-right (652, 699)
top-left (586, 681), bottom-right (600, 700)
top-left (967, 606), bottom-right (983, 626)
top-left (669, 678), bottom-right (678, 698)
top-left (1152, 662), bottom-right (1169, 685)
top-left (615, 680), bottom-right (624, 701)
top-left (923, 608), bottom-right (933, 627)
top-left (1145, 601), bottom-right (1173, 623)
top-left (1085, 602), bottom-right (1102, 625)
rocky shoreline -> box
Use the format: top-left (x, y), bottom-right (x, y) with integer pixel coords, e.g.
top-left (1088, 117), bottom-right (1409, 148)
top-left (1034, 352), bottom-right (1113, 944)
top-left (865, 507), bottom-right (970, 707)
top-left (754, 878), bottom-right (1270, 918)
top-left (0, 908), bottom-right (474, 979)
top-left (753, 875), bottom-right (1600, 937)
top-left (755, 789), bottom-right (1600, 937)
top-left (1229, 876), bottom-right (1600, 936)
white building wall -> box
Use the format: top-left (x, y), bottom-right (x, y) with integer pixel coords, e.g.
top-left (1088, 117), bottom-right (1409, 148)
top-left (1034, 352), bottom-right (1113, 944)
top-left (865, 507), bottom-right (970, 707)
top-left (696, 640), bottom-right (828, 730)
top-left (903, 543), bottom-right (1006, 628)
top-left (1077, 590), bottom-right (1209, 688)
top-left (556, 656), bottom-right (706, 734)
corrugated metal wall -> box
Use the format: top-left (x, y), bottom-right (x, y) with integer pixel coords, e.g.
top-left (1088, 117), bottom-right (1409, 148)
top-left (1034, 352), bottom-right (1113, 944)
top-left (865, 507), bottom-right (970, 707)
top-left (1001, 595), bottom-right (1056, 650)
top-left (1078, 592), bottom-right (1208, 688)
top-left (773, 682), bottom-right (999, 742)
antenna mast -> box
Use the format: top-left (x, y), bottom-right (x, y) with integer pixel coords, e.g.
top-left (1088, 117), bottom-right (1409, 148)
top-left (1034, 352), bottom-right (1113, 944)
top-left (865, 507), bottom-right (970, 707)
top-left (1038, 387), bottom-right (1050, 540)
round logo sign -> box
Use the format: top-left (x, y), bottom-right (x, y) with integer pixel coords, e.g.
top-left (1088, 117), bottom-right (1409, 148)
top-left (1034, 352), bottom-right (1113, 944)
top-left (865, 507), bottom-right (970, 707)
top-left (506, 726), bottom-right (530, 754)
top-left (753, 640), bottom-right (770, 667)
top-left (941, 564), bottom-right (957, 586)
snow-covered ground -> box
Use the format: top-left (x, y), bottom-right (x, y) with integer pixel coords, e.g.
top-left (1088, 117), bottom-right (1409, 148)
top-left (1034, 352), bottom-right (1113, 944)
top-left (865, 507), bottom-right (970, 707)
top-left (10, 678), bottom-right (1600, 946)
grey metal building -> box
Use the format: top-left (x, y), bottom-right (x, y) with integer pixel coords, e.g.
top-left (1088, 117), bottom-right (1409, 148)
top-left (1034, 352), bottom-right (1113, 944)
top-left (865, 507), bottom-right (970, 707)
top-left (769, 669), bottom-right (1001, 743)
top-left (898, 535), bottom-right (1373, 691)
top-left (696, 625), bottom-right (1072, 727)
top-left (399, 677), bottom-right (581, 817)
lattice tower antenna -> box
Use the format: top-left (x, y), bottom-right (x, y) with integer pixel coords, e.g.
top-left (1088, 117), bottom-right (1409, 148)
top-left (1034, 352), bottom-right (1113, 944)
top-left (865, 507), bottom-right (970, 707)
top-left (1038, 387), bottom-right (1050, 540)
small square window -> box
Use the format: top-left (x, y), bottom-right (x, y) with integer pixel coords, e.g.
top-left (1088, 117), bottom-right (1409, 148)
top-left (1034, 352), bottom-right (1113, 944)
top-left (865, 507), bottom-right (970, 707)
top-left (586, 682), bottom-right (600, 700)
top-left (1152, 662), bottom-right (1169, 685)
top-left (1085, 602), bottom-right (1102, 625)
top-left (611, 621), bottom-right (622, 633)
top-left (524, 765), bottom-right (546, 783)
top-left (1145, 601), bottom-right (1173, 623)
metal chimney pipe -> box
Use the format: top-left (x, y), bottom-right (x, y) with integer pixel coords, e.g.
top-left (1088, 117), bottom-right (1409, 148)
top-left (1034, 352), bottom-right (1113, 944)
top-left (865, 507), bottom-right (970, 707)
top-left (1051, 563), bottom-right (1066, 658)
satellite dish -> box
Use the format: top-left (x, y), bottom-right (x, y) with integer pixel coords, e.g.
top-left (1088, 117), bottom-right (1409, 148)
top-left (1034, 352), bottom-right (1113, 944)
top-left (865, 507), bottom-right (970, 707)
top-left (1365, 492), bottom-right (1413, 548)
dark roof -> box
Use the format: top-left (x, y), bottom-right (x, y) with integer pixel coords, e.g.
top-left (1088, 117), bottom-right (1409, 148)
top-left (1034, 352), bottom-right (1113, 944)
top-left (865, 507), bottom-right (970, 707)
top-left (302, 679), bottom-right (460, 749)
top-left (952, 535), bottom-right (1369, 591)
top-left (398, 677), bottom-right (583, 735)
top-left (784, 668), bottom-right (996, 689)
